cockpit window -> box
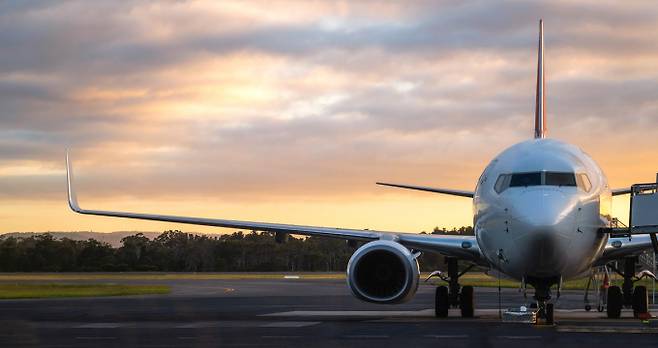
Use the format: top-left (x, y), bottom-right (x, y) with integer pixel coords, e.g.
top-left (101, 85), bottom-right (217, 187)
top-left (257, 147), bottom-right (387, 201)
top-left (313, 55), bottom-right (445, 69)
top-left (576, 173), bottom-right (592, 192)
top-left (545, 172), bottom-right (577, 187)
top-left (509, 172), bottom-right (542, 187)
top-left (494, 174), bottom-right (511, 193)
top-left (495, 171), bottom-right (592, 193)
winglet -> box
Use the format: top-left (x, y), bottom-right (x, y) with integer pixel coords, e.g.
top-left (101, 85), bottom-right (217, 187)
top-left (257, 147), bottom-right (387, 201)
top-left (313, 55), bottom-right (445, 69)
top-left (66, 150), bottom-right (82, 212)
top-left (534, 19), bottom-right (546, 139)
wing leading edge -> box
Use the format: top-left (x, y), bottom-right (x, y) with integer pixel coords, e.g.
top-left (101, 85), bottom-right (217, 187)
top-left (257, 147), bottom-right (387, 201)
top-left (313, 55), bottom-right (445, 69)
top-left (66, 152), bottom-right (485, 264)
top-left (376, 182), bottom-right (474, 198)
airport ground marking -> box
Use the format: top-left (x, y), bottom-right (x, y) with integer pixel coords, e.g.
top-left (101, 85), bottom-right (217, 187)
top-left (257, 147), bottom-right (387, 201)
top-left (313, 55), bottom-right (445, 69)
top-left (342, 335), bottom-right (390, 339)
top-left (424, 334), bottom-right (469, 339)
top-left (74, 336), bottom-right (117, 340)
top-left (260, 321), bottom-right (320, 328)
top-left (496, 335), bottom-right (542, 339)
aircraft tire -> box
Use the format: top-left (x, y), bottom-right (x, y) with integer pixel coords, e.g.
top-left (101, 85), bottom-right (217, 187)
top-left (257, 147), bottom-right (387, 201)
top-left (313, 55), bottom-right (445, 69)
top-left (435, 286), bottom-right (449, 318)
top-left (607, 286), bottom-right (622, 319)
top-left (460, 285), bottom-right (474, 318)
top-left (632, 285), bottom-right (648, 317)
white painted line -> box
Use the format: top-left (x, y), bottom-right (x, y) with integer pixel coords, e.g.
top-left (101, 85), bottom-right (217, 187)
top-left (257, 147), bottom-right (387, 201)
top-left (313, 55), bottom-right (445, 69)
top-left (343, 335), bottom-right (390, 339)
top-left (283, 275), bottom-right (300, 279)
top-left (176, 322), bottom-right (214, 328)
top-left (557, 326), bottom-right (658, 334)
top-left (75, 323), bottom-right (122, 329)
top-left (261, 309), bottom-right (434, 317)
top-left (260, 321), bottom-right (320, 328)
top-left (175, 321), bottom-right (258, 328)
top-left (424, 335), bottom-right (468, 339)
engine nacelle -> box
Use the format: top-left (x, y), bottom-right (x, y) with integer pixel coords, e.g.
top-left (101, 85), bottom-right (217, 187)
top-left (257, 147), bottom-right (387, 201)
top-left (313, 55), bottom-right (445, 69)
top-left (346, 240), bottom-right (420, 304)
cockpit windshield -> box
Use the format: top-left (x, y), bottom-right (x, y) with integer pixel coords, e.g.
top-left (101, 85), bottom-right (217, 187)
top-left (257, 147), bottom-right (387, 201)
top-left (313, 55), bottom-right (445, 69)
top-left (509, 172), bottom-right (541, 187)
top-left (545, 172), bottom-right (577, 186)
top-left (495, 171), bottom-right (589, 193)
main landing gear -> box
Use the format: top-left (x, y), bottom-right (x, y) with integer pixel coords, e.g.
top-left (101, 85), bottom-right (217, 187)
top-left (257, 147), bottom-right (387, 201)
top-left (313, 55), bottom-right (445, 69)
top-left (430, 257), bottom-right (475, 318)
top-left (605, 257), bottom-right (652, 319)
top-left (526, 276), bottom-right (559, 325)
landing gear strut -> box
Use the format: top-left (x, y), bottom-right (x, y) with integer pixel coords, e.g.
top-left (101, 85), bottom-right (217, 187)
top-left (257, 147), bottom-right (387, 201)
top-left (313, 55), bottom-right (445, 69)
top-left (432, 257), bottom-right (475, 318)
top-left (606, 257), bottom-right (651, 319)
top-left (526, 276), bottom-right (559, 325)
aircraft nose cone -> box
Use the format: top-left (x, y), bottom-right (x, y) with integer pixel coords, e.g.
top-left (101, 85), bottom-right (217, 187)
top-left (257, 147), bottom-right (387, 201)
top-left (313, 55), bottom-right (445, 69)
top-left (512, 189), bottom-right (577, 231)
top-left (508, 189), bottom-right (579, 277)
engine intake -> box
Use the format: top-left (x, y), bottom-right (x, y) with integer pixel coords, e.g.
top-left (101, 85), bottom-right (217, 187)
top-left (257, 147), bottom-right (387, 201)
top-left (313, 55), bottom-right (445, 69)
top-left (346, 240), bottom-right (420, 304)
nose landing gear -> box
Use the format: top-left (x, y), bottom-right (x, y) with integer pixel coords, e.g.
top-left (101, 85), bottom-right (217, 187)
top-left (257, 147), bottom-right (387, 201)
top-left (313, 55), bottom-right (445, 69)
top-left (428, 257), bottom-right (475, 318)
top-left (526, 276), bottom-right (560, 325)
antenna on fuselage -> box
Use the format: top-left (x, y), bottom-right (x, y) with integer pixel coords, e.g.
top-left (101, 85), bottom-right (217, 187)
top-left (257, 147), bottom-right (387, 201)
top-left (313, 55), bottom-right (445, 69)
top-left (534, 19), bottom-right (546, 139)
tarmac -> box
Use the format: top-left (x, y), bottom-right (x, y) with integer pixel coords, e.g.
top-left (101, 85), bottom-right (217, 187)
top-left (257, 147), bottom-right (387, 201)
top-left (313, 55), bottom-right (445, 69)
top-left (1, 277), bottom-right (657, 347)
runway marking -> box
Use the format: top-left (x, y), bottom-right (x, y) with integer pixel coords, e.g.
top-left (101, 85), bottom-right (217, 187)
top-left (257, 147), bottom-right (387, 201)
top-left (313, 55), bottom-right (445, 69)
top-left (342, 335), bottom-right (390, 339)
top-left (496, 335), bottom-right (541, 339)
top-left (175, 321), bottom-right (265, 328)
top-left (557, 326), bottom-right (658, 334)
top-left (260, 321), bottom-right (320, 328)
top-left (262, 309), bottom-right (434, 317)
top-left (424, 335), bottom-right (468, 339)
top-left (283, 275), bottom-right (300, 279)
top-left (75, 323), bottom-right (122, 328)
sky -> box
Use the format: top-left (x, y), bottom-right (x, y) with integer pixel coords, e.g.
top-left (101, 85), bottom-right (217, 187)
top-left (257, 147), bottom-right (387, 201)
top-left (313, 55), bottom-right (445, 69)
top-left (1, 0), bottom-right (657, 234)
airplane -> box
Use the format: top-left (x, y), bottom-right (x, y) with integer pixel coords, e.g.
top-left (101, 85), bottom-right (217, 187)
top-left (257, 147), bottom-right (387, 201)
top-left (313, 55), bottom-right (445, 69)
top-left (66, 20), bottom-right (658, 324)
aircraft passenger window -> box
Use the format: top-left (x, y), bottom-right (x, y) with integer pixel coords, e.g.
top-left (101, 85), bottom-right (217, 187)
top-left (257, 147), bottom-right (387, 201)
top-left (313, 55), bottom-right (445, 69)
top-left (576, 173), bottom-right (592, 192)
top-left (545, 172), bottom-right (577, 187)
top-left (509, 172), bottom-right (541, 187)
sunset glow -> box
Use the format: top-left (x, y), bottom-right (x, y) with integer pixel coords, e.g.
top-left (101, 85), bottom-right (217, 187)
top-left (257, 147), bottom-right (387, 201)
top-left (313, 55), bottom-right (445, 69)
top-left (1, 1), bottom-right (656, 234)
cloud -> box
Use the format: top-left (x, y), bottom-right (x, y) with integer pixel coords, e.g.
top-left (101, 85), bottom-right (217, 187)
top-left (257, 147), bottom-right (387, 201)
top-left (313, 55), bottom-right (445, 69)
top-left (1, 1), bottom-right (657, 232)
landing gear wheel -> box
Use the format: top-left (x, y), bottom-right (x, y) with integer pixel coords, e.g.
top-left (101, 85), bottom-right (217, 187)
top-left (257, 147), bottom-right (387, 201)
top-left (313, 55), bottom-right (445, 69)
top-left (632, 285), bottom-right (648, 318)
top-left (584, 304), bottom-right (592, 312)
top-left (545, 303), bottom-right (554, 325)
top-left (460, 285), bottom-right (474, 318)
top-left (607, 286), bottom-right (623, 319)
top-left (435, 286), bottom-right (449, 318)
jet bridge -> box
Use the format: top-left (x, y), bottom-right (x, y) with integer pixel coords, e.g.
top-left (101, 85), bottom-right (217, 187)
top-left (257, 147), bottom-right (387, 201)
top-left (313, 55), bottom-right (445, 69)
top-left (606, 175), bottom-right (658, 253)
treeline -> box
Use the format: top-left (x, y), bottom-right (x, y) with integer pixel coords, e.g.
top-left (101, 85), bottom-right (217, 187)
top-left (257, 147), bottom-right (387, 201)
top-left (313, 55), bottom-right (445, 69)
top-left (0, 228), bottom-right (473, 272)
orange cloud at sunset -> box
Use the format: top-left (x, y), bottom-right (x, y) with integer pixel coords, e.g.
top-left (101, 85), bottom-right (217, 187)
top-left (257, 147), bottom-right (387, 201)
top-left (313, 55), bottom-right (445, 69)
top-left (0, 1), bottom-right (657, 234)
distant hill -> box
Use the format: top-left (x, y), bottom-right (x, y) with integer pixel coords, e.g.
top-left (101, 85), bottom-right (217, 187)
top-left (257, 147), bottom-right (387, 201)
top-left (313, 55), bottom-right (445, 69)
top-left (0, 231), bottom-right (168, 247)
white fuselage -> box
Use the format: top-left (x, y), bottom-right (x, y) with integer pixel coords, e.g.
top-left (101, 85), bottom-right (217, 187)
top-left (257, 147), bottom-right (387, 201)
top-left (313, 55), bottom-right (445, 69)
top-left (474, 138), bottom-right (610, 281)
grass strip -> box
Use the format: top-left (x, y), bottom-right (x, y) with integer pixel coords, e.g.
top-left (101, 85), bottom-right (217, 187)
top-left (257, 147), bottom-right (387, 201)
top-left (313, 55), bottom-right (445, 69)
top-left (0, 283), bottom-right (170, 299)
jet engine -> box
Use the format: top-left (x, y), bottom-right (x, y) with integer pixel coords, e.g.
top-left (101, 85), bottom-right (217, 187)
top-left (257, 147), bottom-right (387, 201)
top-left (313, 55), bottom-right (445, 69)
top-left (346, 240), bottom-right (420, 304)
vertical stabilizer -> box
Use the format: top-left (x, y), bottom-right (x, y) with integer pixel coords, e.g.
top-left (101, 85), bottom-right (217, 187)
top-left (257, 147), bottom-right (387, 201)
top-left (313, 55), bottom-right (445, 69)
top-left (534, 19), bottom-right (546, 139)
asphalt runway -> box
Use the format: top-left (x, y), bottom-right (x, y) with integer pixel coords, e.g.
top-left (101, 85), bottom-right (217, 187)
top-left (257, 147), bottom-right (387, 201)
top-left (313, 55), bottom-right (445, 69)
top-left (1, 278), bottom-right (657, 347)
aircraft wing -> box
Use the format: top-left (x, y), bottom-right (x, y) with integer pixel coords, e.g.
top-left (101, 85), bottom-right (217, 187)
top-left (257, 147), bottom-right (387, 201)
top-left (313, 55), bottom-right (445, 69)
top-left (376, 182), bottom-right (474, 198)
top-left (66, 153), bottom-right (485, 265)
top-left (594, 235), bottom-right (657, 266)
